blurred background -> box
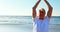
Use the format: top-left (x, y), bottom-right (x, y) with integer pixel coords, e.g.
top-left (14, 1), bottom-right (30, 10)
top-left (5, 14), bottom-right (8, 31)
top-left (0, 0), bottom-right (60, 32)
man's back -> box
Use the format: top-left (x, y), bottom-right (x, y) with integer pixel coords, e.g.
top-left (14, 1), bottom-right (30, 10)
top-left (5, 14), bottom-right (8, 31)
top-left (33, 16), bottom-right (50, 32)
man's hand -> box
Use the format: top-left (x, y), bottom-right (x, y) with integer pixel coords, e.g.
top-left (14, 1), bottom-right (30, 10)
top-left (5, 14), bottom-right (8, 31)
top-left (44, 0), bottom-right (46, 1)
top-left (37, 0), bottom-right (41, 1)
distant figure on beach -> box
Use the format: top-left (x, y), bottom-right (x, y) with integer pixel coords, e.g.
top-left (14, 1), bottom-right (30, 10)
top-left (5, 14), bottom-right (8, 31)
top-left (32, 0), bottom-right (53, 32)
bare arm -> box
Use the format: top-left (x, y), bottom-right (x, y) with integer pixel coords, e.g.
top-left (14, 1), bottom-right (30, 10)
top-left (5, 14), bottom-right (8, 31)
top-left (32, 0), bottom-right (41, 18)
top-left (44, 0), bottom-right (53, 18)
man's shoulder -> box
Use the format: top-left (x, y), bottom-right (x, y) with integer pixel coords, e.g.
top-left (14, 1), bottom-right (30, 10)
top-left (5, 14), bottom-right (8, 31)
top-left (44, 16), bottom-right (50, 20)
top-left (33, 16), bottom-right (39, 19)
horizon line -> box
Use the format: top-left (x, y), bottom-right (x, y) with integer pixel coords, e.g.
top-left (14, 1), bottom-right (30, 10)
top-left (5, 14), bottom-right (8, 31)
top-left (0, 15), bottom-right (60, 17)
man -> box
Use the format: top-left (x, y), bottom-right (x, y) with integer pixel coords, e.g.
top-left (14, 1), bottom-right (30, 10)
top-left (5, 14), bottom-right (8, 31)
top-left (32, 0), bottom-right (53, 32)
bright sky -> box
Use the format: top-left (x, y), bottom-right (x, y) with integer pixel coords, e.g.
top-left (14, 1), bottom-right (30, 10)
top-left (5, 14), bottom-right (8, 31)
top-left (0, 0), bottom-right (60, 16)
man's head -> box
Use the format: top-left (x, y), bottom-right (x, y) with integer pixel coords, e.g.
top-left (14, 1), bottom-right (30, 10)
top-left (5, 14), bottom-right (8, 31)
top-left (39, 8), bottom-right (46, 19)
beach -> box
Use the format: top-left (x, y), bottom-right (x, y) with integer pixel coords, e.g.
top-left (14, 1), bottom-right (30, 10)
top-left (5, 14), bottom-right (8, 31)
top-left (0, 16), bottom-right (60, 32)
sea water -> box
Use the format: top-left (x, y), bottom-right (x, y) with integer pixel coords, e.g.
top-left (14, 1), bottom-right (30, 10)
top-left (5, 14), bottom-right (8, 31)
top-left (0, 16), bottom-right (60, 32)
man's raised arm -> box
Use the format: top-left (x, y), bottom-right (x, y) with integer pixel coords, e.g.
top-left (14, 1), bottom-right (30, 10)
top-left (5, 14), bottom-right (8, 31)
top-left (44, 0), bottom-right (53, 18)
top-left (32, 0), bottom-right (41, 18)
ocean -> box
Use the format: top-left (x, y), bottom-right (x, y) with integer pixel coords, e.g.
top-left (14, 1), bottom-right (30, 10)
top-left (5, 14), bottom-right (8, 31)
top-left (0, 16), bottom-right (60, 32)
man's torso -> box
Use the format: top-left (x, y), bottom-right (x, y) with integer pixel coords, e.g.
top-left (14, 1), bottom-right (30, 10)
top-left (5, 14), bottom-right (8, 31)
top-left (33, 16), bottom-right (50, 32)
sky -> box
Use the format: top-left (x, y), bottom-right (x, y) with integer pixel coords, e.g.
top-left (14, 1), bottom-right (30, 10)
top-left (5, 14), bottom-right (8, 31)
top-left (0, 0), bottom-right (60, 16)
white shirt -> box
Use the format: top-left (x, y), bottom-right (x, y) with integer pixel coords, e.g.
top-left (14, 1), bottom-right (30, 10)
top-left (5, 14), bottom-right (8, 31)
top-left (33, 16), bottom-right (50, 32)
